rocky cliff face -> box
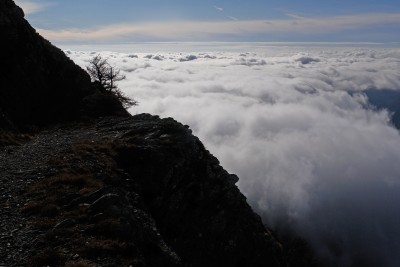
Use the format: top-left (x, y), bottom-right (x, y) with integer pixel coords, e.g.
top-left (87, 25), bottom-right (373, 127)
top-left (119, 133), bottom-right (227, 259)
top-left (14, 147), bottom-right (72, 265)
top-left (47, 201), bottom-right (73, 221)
top-left (0, 0), bottom-right (127, 130)
top-left (0, 115), bottom-right (287, 266)
top-left (0, 1), bottom-right (321, 266)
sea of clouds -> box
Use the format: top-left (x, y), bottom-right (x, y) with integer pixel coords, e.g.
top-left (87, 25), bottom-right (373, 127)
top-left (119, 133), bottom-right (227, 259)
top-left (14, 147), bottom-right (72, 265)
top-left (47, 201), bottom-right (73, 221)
top-left (66, 46), bottom-right (400, 267)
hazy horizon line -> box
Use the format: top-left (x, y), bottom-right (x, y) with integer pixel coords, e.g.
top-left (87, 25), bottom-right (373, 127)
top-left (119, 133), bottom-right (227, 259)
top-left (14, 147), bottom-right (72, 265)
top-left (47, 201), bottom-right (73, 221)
top-left (58, 41), bottom-right (400, 53)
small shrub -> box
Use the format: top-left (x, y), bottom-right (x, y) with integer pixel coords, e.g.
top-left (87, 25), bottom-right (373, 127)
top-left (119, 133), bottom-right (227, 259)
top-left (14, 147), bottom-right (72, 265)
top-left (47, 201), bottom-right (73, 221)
top-left (86, 55), bottom-right (137, 109)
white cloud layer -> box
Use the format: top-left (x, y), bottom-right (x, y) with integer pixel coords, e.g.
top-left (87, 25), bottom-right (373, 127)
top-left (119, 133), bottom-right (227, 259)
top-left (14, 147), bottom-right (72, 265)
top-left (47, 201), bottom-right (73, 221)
top-left (66, 47), bottom-right (400, 266)
top-left (39, 12), bottom-right (400, 42)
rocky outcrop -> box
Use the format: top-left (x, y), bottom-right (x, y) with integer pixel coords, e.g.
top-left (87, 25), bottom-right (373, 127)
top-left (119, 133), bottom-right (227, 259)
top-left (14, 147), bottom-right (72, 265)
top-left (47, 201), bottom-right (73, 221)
top-left (0, 115), bottom-right (285, 266)
top-left (0, 0), bottom-right (127, 131)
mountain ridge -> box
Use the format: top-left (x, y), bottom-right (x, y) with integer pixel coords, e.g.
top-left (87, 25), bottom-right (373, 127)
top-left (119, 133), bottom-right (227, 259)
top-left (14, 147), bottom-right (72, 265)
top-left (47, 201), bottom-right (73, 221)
top-left (0, 0), bottom-right (128, 131)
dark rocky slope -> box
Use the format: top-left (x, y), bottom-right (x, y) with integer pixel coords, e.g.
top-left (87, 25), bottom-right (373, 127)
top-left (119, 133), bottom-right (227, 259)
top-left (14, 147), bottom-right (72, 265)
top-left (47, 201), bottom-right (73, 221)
top-left (1, 115), bottom-right (288, 266)
top-left (0, 0), bottom-right (127, 131)
top-left (0, 1), bottom-right (321, 266)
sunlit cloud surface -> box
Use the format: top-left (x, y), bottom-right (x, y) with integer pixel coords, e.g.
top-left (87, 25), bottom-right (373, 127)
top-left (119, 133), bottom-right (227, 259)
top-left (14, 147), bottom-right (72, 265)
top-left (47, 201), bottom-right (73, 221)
top-left (65, 46), bottom-right (400, 267)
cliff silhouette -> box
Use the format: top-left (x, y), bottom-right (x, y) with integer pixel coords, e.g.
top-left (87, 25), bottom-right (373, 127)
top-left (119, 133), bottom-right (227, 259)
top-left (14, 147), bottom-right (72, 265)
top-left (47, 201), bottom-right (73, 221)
top-left (0, 0), bottom-right (127, 131)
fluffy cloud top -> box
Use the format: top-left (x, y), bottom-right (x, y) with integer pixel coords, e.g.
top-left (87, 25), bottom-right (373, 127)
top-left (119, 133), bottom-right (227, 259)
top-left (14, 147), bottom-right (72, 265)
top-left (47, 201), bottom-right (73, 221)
top-left (66, 47), bottom-right (400, 267)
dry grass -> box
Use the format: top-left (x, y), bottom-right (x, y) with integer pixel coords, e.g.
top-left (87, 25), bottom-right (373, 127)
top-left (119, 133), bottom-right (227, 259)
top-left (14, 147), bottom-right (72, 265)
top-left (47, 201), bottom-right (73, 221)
top-left (22, 172), bottom-right (103, 220)
top-left (20, 201), bottom-right (42, 215)
top-left (21, 139), bottom-right (139, 265)
top-left (0, 131), bottom-right (31, 147)
top-left (31, 248), bottom-right (65, 267)
top-left (65, 259), bottom-right (96, 267)
top-left (84, 219), bottom-right (127, 240)
top-left (49, 173), bottom-right (103, 193)
top-left (81, 239), bottom-right (130, 257)
top-left (25, 173), bottom-right (103, 201)
top-left (72, 141), bottom-right (115, 155)
top-left (30, 217), bottom-right (56, 230)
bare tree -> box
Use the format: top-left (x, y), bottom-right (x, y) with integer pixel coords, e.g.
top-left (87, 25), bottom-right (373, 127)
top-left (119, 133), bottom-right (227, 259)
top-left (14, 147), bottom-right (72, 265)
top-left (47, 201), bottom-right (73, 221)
top-left (86, 55), bottom-right (137, 109)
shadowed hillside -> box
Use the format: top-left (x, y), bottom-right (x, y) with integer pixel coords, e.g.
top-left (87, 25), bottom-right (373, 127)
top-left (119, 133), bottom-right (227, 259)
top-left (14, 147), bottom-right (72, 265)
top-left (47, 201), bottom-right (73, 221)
top-left (0, 0), bottom-right (127, 131)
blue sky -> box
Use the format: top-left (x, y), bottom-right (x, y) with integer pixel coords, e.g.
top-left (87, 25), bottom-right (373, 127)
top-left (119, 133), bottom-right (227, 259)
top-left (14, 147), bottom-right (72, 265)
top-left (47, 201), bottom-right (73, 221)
top-left (15, 0), bottom-right (400, 44)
